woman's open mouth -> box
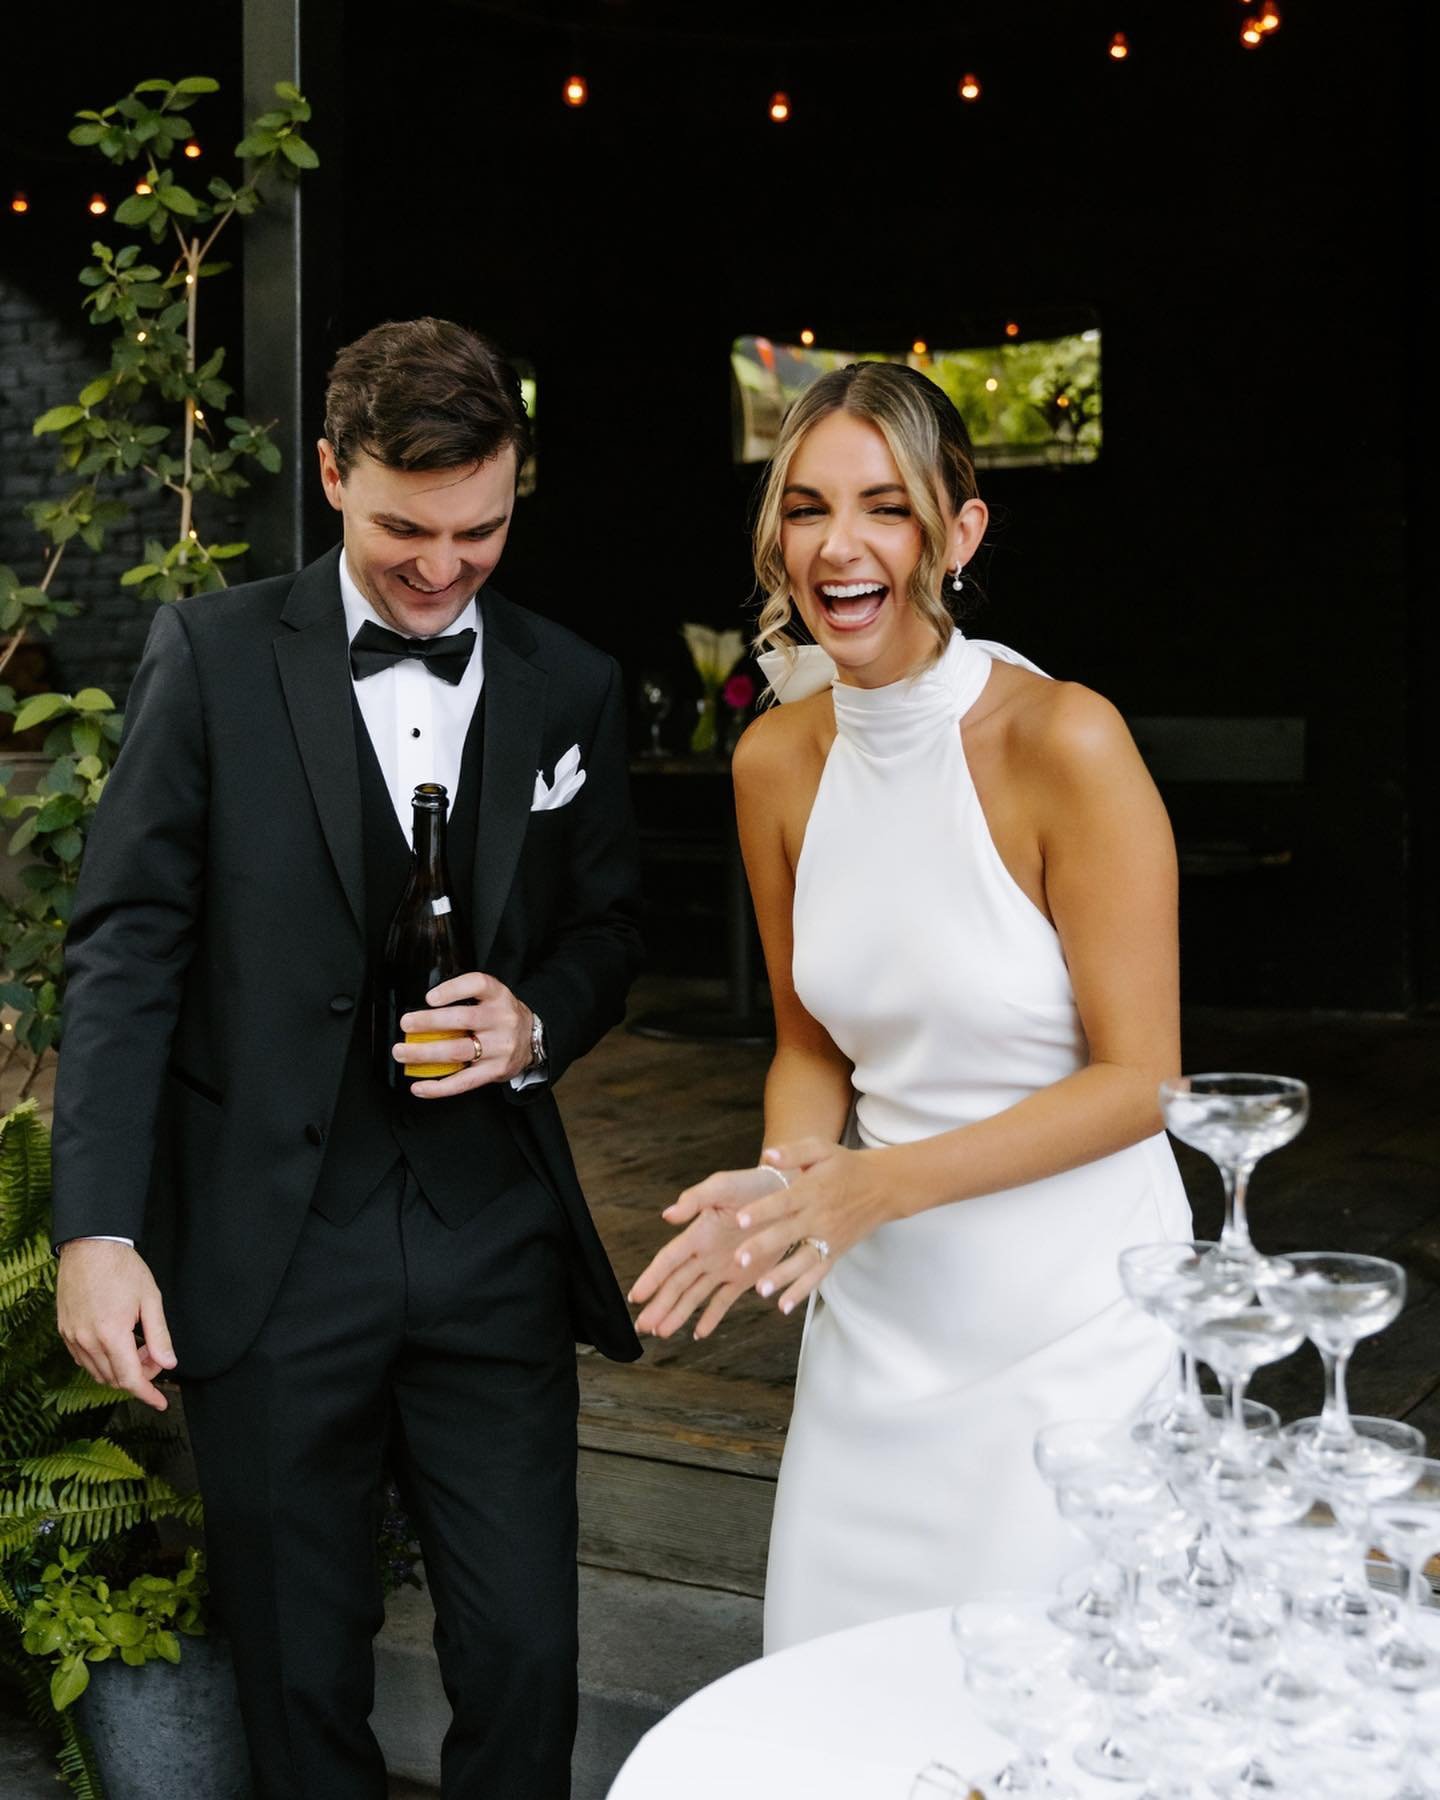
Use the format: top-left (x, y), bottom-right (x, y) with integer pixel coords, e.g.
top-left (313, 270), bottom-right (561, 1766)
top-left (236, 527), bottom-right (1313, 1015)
top-left (817, 581), bottom-right (888, 631)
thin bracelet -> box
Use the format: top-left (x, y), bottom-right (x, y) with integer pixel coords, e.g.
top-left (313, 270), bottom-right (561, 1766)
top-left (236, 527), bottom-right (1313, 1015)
top-left (758, 1164), bottom-right (791, 1191)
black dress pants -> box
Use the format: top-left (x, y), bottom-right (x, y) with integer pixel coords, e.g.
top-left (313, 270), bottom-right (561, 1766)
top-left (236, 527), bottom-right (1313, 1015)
top-left (183, 1163), bottom-right (580, 1800)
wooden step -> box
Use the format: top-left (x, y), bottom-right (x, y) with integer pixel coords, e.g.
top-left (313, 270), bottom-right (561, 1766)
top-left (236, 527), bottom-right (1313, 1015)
top-left (576, 1357), bottom-right (790, 1598)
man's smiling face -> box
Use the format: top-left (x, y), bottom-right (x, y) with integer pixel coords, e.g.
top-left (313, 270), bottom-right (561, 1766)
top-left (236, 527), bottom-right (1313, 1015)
top-left (317, 440), bottom-right (517, 637)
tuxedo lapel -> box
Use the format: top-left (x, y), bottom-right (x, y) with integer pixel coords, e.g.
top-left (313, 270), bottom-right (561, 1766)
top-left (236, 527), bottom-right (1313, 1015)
top-left (473, 594), bottom-right (546, 967)
top-left (274, 548), bottom-right (365, 936)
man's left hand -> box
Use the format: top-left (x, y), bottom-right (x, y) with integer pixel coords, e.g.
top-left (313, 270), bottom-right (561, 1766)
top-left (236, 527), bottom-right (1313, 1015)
top-left (396, 973), bottom-right (534, 1095)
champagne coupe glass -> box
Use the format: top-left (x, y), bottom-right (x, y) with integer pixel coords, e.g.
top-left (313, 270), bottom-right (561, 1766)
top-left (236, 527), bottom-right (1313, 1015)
top-left (1119, 1241), bottom-right (1232, 1455)
top-left (1285, 1415), bottom-right (1424, 1640)
top-left (1367, 1458), bottom-right (1440, 1691)
top-left (1123, 1686), bottom-right (1244, 1800)
top-left (636, 670), bottom-right (673, 756)
top-left (962, 1643), bottom-right (1086, 1797)
top-left (1159, 1074), bottom-right (1309, 1267)
top-left (1057, 1461), bottom-right (1193, 1781)
top-left (1269, 1253), bottom-right (1406, 1476)
top-left (1151, 1395), bottom-right (1281, 1618)
top-left (1192, 1453), bottom-right (1318, 1797)
top-left (1033, 1421), bottom-right (1134, 1638)
top-left (1177, 1297), bottom-right (1306, 1487)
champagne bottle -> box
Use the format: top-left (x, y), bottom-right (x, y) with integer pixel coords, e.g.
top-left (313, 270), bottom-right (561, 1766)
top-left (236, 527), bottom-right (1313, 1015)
top-left (379, 782), bottom-right (466, 1086)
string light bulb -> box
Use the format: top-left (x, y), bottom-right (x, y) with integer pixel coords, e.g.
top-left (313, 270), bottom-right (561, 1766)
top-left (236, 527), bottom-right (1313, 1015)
top-left (87, 193), bottom-right (108, 216)
top-left (563, 73), bottom-right (588, 107)
top-left (134, 178), bottom-right (153, 195)
top-left (10, 192), bottom-right (28, 214)
top-left (1056, 394), bottom-right (1071, 408)
top-left (1240, 16), bottom-right (1264, 45)
top-left (1004, 320), bottom-right (1020, 338)
top-left (136, 331), bottom-right (147, 343)
top-left (912, 338), bottom-right (928, 356)
top-left (799, 328), bottom-right (815, 347)
top-left (984, 377), bottom-right (999, 392)
top-left (1108, 32), bottom-right (1130, 60)
top-left (769, 91), bottom-right (791, 123)
top-left (958, 73), bottom-right (981, 102)
top-left (1257, 1), bottom-right (1280, 30)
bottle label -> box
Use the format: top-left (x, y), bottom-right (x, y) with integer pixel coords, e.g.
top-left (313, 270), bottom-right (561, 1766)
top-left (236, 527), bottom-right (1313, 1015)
top-left (430, 896), bottom-right (452, 916)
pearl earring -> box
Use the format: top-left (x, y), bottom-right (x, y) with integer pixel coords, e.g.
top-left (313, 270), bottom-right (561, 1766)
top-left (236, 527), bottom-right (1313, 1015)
top-left (951, 561), bottom-right (965, 590)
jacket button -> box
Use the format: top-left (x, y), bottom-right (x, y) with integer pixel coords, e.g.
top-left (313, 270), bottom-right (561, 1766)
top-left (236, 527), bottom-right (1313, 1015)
top-left (305, 1122), bottom-right (326, 1146)
top-left (329, 994), bottom-right (355, 1015)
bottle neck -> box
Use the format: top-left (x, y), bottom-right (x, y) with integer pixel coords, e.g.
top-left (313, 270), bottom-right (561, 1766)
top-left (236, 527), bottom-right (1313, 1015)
top-left (411, 806), bottom-right (448, 891)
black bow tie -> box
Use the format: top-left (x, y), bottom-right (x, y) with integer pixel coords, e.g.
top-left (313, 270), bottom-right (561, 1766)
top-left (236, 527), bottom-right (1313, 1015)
top-left (349, 620), bottom-right (477, 686)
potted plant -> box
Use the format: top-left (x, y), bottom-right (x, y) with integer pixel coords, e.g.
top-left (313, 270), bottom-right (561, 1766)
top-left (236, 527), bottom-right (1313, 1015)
top-left (18, 1544), bottom-right (254, 1800)
top-left (0, 1099), bottom-right (215, 1796)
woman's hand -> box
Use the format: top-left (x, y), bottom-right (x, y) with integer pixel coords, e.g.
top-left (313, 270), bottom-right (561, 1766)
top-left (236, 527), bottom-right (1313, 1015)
top-left (729, 1138), bottom-right (892, 1316)
top-left (629, 1165), bottom-right (794, 1341)
top-left (629, 1138), bottom-right (892, 1340)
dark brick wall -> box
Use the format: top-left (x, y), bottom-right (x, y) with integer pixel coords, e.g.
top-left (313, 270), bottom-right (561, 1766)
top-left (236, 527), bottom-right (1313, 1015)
top-left (1, 276), bottom-right (187, 703)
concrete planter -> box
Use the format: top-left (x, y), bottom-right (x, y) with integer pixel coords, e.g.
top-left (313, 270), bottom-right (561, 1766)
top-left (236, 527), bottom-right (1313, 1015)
top-left (75, 1634), bottom-right (253, 1800)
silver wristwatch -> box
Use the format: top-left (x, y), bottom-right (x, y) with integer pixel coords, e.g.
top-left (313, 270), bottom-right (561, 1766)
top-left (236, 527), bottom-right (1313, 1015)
top-left (528, 1010), bottom-right (548, 1074)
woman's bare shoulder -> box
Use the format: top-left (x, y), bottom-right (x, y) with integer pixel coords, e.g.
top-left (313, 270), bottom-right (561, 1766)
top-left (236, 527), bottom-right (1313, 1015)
top-left (731, 691), bottom-right (834, 793)
top-left (995, 669), bottom-right (1141, 786)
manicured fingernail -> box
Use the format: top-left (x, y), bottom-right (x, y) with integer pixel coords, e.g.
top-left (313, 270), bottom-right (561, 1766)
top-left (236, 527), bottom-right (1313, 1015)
top-left (737, 1214), bottom-right (751, 1229)
top-left (758, 1280), bottom-right (773, 1298)
top-left (739, 1251), bottom-right (751, 1268)
top-left (781, 1300), bottom-right (794, 1315)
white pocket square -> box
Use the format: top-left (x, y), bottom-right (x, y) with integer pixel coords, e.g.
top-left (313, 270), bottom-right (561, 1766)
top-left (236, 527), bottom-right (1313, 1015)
top-left (531, 743), bottom-right (587, 811)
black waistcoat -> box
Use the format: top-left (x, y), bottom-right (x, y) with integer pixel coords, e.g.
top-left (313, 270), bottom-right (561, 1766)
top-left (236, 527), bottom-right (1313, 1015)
top-left (309, 693), bottom-right (531, 1226)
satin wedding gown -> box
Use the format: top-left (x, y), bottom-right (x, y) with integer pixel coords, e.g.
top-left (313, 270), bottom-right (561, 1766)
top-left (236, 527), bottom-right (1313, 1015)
top-left (761, 630), bottom-right (1191, 1653)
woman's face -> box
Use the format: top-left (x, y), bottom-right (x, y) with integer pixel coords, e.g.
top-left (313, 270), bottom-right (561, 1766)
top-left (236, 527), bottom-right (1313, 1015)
top-left (779, 410), bottom-right (951, 688)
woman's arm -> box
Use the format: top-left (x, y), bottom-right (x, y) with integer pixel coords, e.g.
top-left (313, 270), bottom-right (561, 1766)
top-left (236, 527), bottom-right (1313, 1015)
top-left (731, 682), bottom-right (1180, 1313)
top-left (628, 705), bottom-right (851, 1336)
top-left (733, 714), bottom-right (855, 1148)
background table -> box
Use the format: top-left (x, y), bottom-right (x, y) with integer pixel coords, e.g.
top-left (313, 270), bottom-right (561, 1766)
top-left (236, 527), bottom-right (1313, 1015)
top-left (608, 1606), bottom-right (1115, 1799)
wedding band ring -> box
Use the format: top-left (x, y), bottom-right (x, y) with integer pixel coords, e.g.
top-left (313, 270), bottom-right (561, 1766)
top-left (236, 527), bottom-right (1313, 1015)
top-left (759, 1166), bottom-right (790, 1191)
top-left (802, 1236), bottom-right (831, 1262)
top-left (469, 1033), bottom-right (483, 1063)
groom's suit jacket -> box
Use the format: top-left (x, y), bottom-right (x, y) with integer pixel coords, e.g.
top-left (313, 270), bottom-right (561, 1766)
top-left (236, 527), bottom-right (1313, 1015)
top-left (51, 547), bottom-right (644, 1377)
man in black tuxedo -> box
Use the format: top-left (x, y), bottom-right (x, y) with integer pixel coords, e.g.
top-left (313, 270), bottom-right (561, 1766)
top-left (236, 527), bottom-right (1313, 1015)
top-left (51, 317), bottom-right (643, 1798)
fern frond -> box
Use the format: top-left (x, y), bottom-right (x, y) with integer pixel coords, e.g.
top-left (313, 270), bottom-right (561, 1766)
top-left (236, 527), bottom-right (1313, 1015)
top-left (0, 1232), bottom-right (56, 1315)
top-left (0, 1365), bottom-right (53, 1447)
top-left (49, 1366), bottom-right (130, 1417)
top-left (22, 1438), bottom-right (146, 1485)
top-left (55, 1717), bottom-right (106, 1800)
top-left (0, 1103), bottom-right (53, 1253)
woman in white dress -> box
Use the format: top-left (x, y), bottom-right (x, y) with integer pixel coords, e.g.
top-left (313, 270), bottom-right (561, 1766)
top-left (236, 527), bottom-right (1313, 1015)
top-left (630, 362), bottom-right (1191, 1652)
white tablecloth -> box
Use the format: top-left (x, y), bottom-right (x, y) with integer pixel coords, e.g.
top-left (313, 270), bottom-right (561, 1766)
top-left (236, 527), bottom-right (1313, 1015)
top-left (608, 1607), bottom-right (1115, 1799)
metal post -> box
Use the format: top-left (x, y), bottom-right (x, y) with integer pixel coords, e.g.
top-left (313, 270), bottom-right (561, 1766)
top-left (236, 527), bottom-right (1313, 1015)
top-left (241, 0), bottom-right (342, 577)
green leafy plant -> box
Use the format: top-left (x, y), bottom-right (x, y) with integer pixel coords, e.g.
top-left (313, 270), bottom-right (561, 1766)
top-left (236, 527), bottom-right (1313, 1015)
top-left (21, 1543), bottom-right (207, 1713)
top-left (0, 74), bottom-right (317, 1072)
top-left (0, 1101), bottom-right (204, 1796)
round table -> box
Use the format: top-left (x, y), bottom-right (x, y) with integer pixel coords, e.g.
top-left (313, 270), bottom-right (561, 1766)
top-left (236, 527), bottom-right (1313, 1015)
top-left (608, 1606), bottom-right (1115, 1799)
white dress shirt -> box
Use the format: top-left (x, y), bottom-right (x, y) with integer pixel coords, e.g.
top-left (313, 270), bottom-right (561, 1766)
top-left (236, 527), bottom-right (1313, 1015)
top-left (339, 553), bottom-right (484, 837)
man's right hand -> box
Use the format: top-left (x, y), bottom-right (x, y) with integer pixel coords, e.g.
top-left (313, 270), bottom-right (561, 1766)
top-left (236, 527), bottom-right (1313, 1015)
top-left (56, 1241), bottom-right (177, 1412)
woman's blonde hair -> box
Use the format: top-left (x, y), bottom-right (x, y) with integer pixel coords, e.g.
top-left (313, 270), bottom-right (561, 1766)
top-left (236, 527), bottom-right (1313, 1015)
top-left (752, 361), bottom-right (980, 667)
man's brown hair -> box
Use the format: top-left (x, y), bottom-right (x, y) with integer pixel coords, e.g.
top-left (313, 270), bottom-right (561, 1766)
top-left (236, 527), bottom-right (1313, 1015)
top-left (323, 317), bottom-right (531, 479)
